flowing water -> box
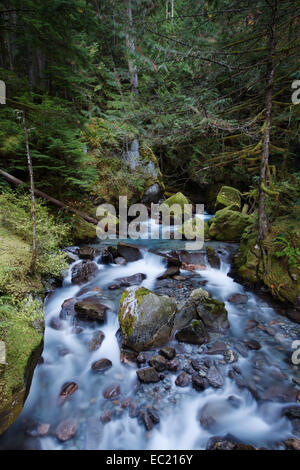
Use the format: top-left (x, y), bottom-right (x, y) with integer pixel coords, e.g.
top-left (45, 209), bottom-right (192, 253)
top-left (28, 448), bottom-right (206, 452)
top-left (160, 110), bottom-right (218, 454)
top-left (0, 217), bottom-right (300, 450)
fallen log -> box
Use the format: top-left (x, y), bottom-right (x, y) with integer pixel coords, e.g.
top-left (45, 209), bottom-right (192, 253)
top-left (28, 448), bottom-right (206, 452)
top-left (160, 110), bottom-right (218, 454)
top-left (0, 169), bottom-right (99, 225)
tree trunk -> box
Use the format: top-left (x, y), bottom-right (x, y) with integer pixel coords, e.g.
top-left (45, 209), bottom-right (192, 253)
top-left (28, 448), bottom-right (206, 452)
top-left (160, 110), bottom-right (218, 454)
top-left (21, 111), bottom-right (37, 275)
top-left (258, 0), bottom-right (278, 244)
top-left (125, 0), bottom-right (138, 94)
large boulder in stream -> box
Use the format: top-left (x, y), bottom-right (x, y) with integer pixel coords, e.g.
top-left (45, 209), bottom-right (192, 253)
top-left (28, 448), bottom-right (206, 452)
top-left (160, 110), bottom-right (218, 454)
top-left (118, 286), bottom-right (177, 352)
top-left (173, 288), bottom-right (229, 335)
top-left (117, 243), bottom-right (143, 262)
top-left (74, 296), bottom-right (110, 323)
top-left (208, 208), bottom-right (252, 242)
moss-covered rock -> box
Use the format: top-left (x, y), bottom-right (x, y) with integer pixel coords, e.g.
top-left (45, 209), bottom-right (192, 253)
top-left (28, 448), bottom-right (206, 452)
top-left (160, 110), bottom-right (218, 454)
top-left (71, 218), bottom-right (97, 243)
top-left (234, 209), bottom-right (300, 309)
top-left (191, 288), bottom-right (229, 332)
top-left (215, 186), bottom-right (241, 211)
top-left (118, 286), bottom-right (177, 352)
top-left (160, 192), bottom-right (190, 220)
top-left (0, 299), bottom-right (44, 435)
top-left (209, 207), bottom-right (252, 242)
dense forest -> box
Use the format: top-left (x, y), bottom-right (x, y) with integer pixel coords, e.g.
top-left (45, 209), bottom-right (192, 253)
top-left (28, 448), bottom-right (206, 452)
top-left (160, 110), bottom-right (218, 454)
top-left (0, 0), bottom-right (299, 452)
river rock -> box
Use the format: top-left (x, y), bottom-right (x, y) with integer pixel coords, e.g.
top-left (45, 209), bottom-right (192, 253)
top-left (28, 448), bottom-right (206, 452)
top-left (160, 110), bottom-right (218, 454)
top-left (192, 374), bottom-right (207, 391)
top-left (173, 288), bottom-right (229, 334)
top-left (206, 434), bottom-right (255, 451)
top-left (282, 405), bottom-right (300, 420)
top-left (159, 347), bottom-right (176, 360)
top-left (147, 407), bottom-right (160, 424)
top-left (103, 384), bottom-right (121, 399)
top-left (78, 245), bottom-right (99, 260)
top-left (59, 382), bottom-right (78, 404)
top-left (137, 352), bottom-right (147, 364)
top-left (207, 365), bottom-right (224, 388)
top-left (100, 410), bottom-right (112, 424)
top-left (136, 367), bottom-right (160, 383)
top-left (91, 358), bottom-right (112, 373)
top-left (71, 261), bottom-right (98, 285)
top-left (112, 273), bottom-right (146, 288)
top-left (117, 243), bottom-right (142, 262)
top-left (148, 355), bottom-right (167, 372)
top-left (175, 371), bottom-right (190, 387)
top-left (167, 358), bottom-right (180, 372)
top-left (157, 265), bottom-right (180, 280)
top-left (227, 293), bottom-right (249, 304)
top-left (55, 419), bottom-right (78, 442)
top-left (88, 331), bottom-right (105, 351)
top-left (244, 339), bottom-right (261, 350)
top-left (37, 423), bottom-right (51, 437)
top-left (60, 297), bottom-right (77, 319)
top-left (118, 286), bottom-right (177, 352)
top-left (175, 320), bottom-right (208, 345)
top-left (139, 409), bottom-right (154, 431)
top-left (206, 246), bottom-right (220, 269)
top-left (114, 257), bottom-right (127, 265)
top-left (50, 317), bottom-right (63, 330)
top-left (285, 438), bottom-right (300, 450)
top-left (74, 297), bottom-right (109, 323)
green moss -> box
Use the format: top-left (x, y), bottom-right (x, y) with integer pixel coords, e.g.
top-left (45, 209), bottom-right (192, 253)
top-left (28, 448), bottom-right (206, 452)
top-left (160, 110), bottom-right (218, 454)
top-left (215, 186), bottom-right (241, 211)
top-left (135, 287), bottom-right (150, 306)
top-left (0, 298), bottom-right (44, 435)
top-left (209, 207), bottom-right (252, 241)
top-left (177, 218), bottom-right (209, 239)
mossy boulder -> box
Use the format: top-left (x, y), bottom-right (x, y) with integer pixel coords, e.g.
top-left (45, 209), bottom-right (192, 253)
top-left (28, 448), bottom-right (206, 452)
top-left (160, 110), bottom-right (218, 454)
top-left (215, 186), bottom-right (241, 211)
top-left (0, 301), bottom-right (44, 436)
top-left (173, 288), bottom-right (229, 333)
top-left (72, 218), bottom-right (96, 243)
top-left (177, 218), bottom-right (209, 240)
top-left (118, 286), bottom-right (177, 352)
top-left (209, 208), bottom-right (252, 242)
top-left (235, 209), bottom-right (300, 309)
top-left (160, 192), bottom-right (190, 220)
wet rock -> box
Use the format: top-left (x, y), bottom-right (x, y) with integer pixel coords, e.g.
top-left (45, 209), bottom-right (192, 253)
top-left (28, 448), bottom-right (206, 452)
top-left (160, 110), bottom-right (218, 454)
top-left (100, 410), bottom-right (112, 424)
top-left (136, 367), bottom-right (160, 383)
top-left (37, 423), bottom-right (51, 437)
top-left (192, 374), bottom-right (207, 391)
top-left (74, 297), bottom-right (109, 323)
top-left (119, 286), bottom-right (177, 352)
top-left (91, 358), bottom-right (112, 373)
top-left (234, 341), bottom-right (249, 358)
top-left (227, 293), bottom-right (248, 304)
top-left (284, 438), bottom-right (300, 450)
top-left (103, 384), bottom-right (121, 399)
top-left (282, 405), bottom-right (300, 420)
top-left (206, 246), bottom-right (220, 269)
top-left (157, 266), bottom-right (180, 280)
top-left (129, 402), bottom-right (140, 418)
top-left (88, 331), bottom-right (105, 352)
top-left (120, 348), bottom-right (138, 367)
top-left (167, 358), bottom-right (180, 372)
top-left (59, 382), bottom-right (78, 404)
top-left (175, 320), bottom-right (208, 345)
top-left (99, 249), bottom-right (113, 264)
top-left (244, 339), bottom-right (261, 350)
top-left (206, 434), bottom-right (255, 450)
top-left (159, 347), bottom-right (176, 360)
top-left (192, 289), bottom-right (229, 332)
top-left (191, 358), bottom-right (209, 376)
top-left (206, 341), bottom-right (228, 355)
top-left (78, 246), bottom-right (99, 260)
top-left (207, 365), bottom-right (224, 388)
top-left (139, 409), bottom-right (154, 431)
top-left (149, 355), bottom-right (167, 372)
top-left (175, 371), bottom-right (190, 387)
top-left (292, 377), bottom-right (300, 387)
top-left (177, 250), bottom-right (207, 267)
top-left (112, 273), bottom-right (146, 288)
top-left (71, 261), bottom-right (98, 285)
top-left (60, 297), bottom-right (77, 319)
top-left (117, 243), bottom-right (143, 262)
top-left (147, 407), bottom-right (160, 424)
top-left (224, 349), bottom-right (238, 363)
top-left (227, 395), bottom-right (242, 409)
top-left (50, 317), bottom-right (63, 330)
top-left (114, 257), bottom-right (127, 265)
top-left (55, 419), bottom-right (78, 442)
top-left (137, 352), bottom-right (147, 364)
